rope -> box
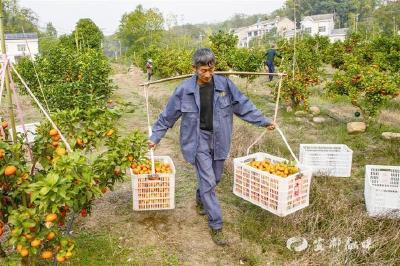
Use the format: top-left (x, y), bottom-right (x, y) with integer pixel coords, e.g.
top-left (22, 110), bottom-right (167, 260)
top-left (0, 61), bottom-right (6, 106)
top-left (142, 84), bottom-right (155, 175)
top-left (8, 68), bottom-right (33, 161)
top-left (245, 73), bottom-right (299, 163)
top-left (10, 63), bottom-right (73, 153)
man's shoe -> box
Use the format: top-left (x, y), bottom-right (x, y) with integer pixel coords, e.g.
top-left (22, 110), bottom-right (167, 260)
top-left (196, 201), bottom-right (206, 216)
top-left (210, 228), bottom-right (228, 246)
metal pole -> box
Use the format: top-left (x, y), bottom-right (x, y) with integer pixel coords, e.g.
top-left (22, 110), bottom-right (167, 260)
top-left (292, 0), bottom-right (296, 80)
top-left (0, 0), bottom-right (17, 142)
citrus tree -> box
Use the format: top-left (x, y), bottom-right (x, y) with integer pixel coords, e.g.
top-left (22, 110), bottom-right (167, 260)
top-left (0, 111), bottom-right (147, 263)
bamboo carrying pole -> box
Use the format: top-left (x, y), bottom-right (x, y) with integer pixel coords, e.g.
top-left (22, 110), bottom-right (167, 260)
top-left (140, 71), bottom-right (287, 86)
top-left (0, 0), bottom-right (17, 142)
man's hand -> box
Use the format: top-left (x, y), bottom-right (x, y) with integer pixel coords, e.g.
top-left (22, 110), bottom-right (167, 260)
top-left (148, 140), bottom-right (157, 150)
top-left (267, 122), bottom-right (277, 130)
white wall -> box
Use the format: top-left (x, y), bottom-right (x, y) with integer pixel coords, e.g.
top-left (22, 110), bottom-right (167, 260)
top-left (329, 35), bottom-right (346, 42)
top-left (301, 18), bottom-right (334, 36)
top-left (5, 39), bottom-right (38, 63)
top-left (277, 18), bottom-right (295, 35)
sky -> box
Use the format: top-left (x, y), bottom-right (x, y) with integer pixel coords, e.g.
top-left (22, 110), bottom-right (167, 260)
top-left (19, 0), bottom-right (285, 35)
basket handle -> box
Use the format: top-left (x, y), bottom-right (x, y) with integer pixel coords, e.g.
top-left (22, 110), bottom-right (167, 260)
top-left (246, 73), bottom-right (299, 164)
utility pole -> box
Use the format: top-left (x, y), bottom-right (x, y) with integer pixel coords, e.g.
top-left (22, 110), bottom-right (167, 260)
top-left (0, 0), bottom-right (17, 142)
top-left (292, 0), bottom-right (296, 80)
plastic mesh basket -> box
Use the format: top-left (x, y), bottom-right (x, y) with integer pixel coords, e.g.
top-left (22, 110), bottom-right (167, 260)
top-left (9, 122), bottom-right (39, 144)
top-left (233, 152), bottom-right (312, 217)
top-left (130, 156), bottom-right (175, 211)
top-left (299, 144), bottom-right (353, 177)
top-left (364, 165), bottom-right (400, 218)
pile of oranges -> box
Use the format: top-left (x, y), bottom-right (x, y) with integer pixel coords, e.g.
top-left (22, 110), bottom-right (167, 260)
top-left (247, 160), bottom-right (299, 177)
top-left (131, 160), bottom-right (172, 175)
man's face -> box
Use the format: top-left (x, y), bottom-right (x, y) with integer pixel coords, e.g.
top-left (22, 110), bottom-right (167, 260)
top-left (194, 64), bottom-right (215, 84)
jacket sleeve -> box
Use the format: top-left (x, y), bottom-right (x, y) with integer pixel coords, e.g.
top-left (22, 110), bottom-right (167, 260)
top-left (227, 78), bottom-right (272, 127)
top-left (149, 87), bottom-right (182, 144)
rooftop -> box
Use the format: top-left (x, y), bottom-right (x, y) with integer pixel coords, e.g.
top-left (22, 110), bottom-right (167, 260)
top-left (4, 33), bottom-right (38, 40)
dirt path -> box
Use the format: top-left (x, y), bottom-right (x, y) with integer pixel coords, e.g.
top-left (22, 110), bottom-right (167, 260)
top-left (78, 67), bottom-right (261, 265)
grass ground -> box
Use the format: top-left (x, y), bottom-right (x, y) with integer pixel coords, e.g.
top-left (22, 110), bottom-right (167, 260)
top-left (1, 65), bottom-right (399, 265)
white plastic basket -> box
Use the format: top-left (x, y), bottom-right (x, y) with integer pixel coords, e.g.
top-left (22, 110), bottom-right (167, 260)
top-left (364, 165), bottom-right (400, 218)
top-left (130, 156), bottom-right (175, 211)
top-left (299, 144), bottom-right (353, 177)
top-left (9, 122), bottom-right (39, 144)
top-left (233, 152), bottom-right (312, 217)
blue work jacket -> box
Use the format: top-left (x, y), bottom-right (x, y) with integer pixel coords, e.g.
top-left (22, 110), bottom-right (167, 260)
top-left (150, 74), bottom-right (271, 164)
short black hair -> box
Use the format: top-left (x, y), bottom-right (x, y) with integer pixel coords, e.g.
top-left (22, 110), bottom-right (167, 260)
top-left (192, 48), bottom-right (216, 67)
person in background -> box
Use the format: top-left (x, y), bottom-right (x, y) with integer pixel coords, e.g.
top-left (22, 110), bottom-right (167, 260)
top-left (148, 48), bottom-right (276, 246)
top-left (265, 44), bottom-right (278, 81)
top-left (146, 59), bottom-right (153, 81)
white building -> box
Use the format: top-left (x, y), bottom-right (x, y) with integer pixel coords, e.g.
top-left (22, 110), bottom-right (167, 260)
top-left (232, 17), bottom-right (295, 47)
top-left (301, 14), bottom-right (335, 37)
top-left (299, 13), bottom-right (348, 42)
top-left (2, 33), bottom-right (39, 63)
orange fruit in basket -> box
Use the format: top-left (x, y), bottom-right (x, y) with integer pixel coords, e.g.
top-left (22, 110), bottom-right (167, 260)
top-left (133, 167), bottom-right (140, 174)
top-left (5, 165), bottom-right (17, 176)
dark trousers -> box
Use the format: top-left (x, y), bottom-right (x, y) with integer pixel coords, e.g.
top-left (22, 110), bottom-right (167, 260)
top-left (194, 130), bottom-right (225, 230)
top-left (266, 61), bottom-right (275, 81)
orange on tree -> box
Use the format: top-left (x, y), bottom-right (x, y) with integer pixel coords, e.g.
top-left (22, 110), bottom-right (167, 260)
top-left (52, 134), bottom-right (61, 141)
top-left (47, 231), bottom-right (56, 240)
top-left (2, 121), bottom-right (8, 129)
top-left (4, 165), bottom-right (17, 176)
top-left (20, 248), bottom-right (29, 257)
top-left (55, 147), bottom-right (66, 156)
top-left (16, 244), bottom-right (23, 252)
top-left (127, 154), bottom-right (134, 162)
top-left (31, 239), bottom-right (41, 248)
top-left (52, 141), bottom-right (59, 148)
top-left (45, 213), bottom-right (58, 223)
top-left (41, 250), bottom-right (53, 260)
top-left (76, 138), bottom-right (83, 146)
top-left (21, 172), bottom-right (29, 180)
top-left (56, 255), bottom-right (66, 263)
top-left (105, 129), bottom-right (114, 137)
top-left (49, 128), bottom-right (58, 136)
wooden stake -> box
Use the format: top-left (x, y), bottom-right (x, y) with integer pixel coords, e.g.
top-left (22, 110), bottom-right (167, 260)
top-left (140, 71), bottom-right (287, 86)
top-left (0, 0), bottom-right (17, 142)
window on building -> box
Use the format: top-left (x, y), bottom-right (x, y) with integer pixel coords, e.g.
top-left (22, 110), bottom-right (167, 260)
top-left (248, 32), bottom-right (252, 37)
top-left (318, 26), bottom-right (326, 33)
top-left (304, 27), bottom-right (312, 33)
top-left (254, 31), bottom-right (258, 36)
top-left (17, 44), bottom-right (26, 52)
